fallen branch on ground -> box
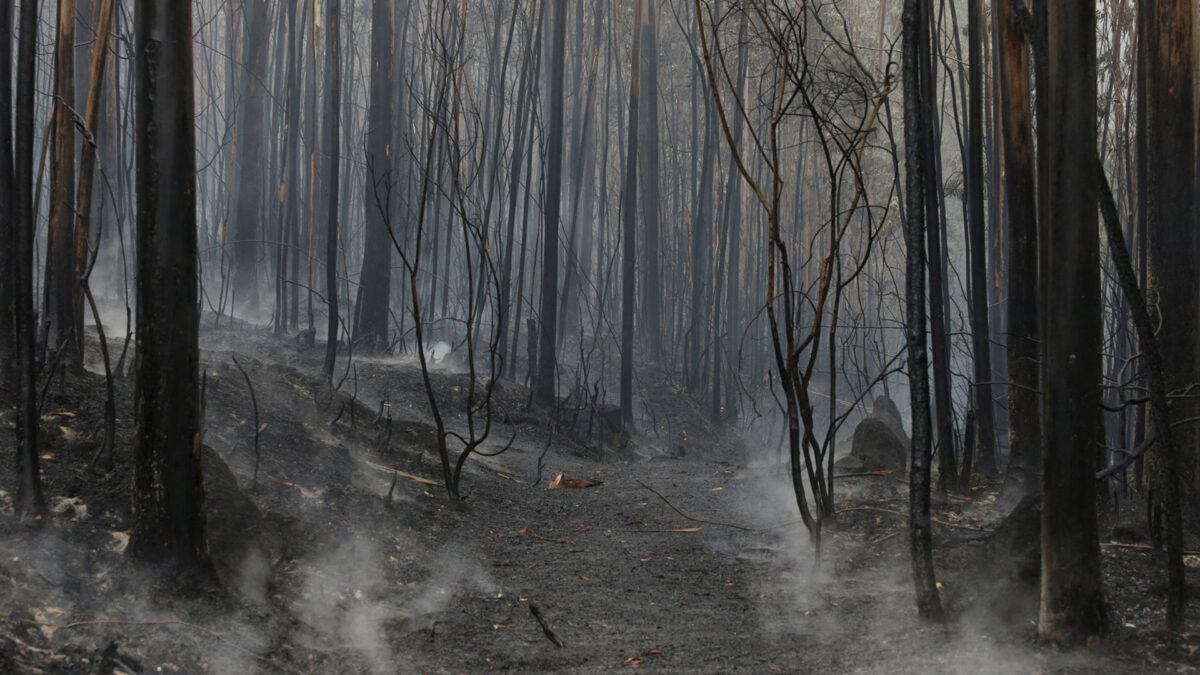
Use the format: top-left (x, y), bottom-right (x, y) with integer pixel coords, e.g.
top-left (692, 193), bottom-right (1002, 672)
top-left (528, 604), bottom-right (563, 648)
top-left (613, 525), bottom-right (703, 534)
top-left (832, 470), bottom-right (894, 479)
top-left (364, 459), bottom-right (443, 488)
top-left (1102, 541), bottom-right (1200, 556)
top-left (637, 481), bottom-right (761, 531)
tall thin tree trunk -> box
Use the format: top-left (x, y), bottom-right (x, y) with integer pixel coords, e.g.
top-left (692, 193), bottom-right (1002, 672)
top-left (534, 0), bottom-right (567, 408)
top-left (638, 1), bottom-right (662, 361)
top-left (231, 1), bottom-right (271, 314)
top-left (919, 0), bottom-right (956, 491)
top-left (355, 0), bottom-right (395, 350)
top-left (13, 0), bottom-right (43, 518)
top-left (49, 0), bottom-right (79, 363)
top-left (903, 0), bottom-right (943, 621)
top-left (273, 0), bottom-right (302, 337)
top-left (0, 0), bottom-right (15, 389)
top-left (620, 0), bottom-right (644, 429)
top-left (323, 0), bottom-right (342, 379)
top-left (996, 0), bottom-right (1039, 486)
top-left (965, 0), bottom-right (996, 477)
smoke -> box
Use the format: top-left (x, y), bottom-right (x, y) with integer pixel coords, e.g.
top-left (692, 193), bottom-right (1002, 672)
top-left (295, 534), bottom-right (397, 668)
top-left (292, 535), bottom-right (497, 672)
top-left (400, 543), bottom-right (498, 624)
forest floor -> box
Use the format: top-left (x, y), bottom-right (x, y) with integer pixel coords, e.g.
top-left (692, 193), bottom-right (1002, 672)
top-left (2, 324), bottom-right (1200, 673)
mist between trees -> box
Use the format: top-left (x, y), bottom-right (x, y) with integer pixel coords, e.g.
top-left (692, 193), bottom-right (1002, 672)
top-left (1, 0), bottom-right (1198, 666)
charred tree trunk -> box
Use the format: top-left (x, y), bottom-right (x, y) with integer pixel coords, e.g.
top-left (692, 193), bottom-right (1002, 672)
top-left (0, 0), bottom-right (14, 389)
top-left (918, 0), bottom-right (956, 492)
top-left (355, 0), bottom-right (395, 351)
top-left (638, 1), bottom-right (662, 362)
top-left (12, 0), bottom-right (43, 518)
top-left (534, 0), bottom-right (567, 408)
top-left (620, 0), bottom-right (644, 430)
top-left (689, 88), bottom-right (717, 395)
top-left (129, 0), bottom-right (212, 576)
top-left (996, 0), bottom-right (1040, 486)
top-left (903, 0), bottom-right (943, 621)
top-left (323, 0), bottom-right (342, 380)
top-left (965, 0), bottom-right (996, 477)
top-left (1038, 0), bottom-right (1106, 644)
top-left (273, 0), bottom-right (303, 337)
top-left (231, 0), bottom-right (272, 313)
top-left (48, 0), bottom-right (79, 364)
top-left (1141, 0), bottom-right (1193, 630)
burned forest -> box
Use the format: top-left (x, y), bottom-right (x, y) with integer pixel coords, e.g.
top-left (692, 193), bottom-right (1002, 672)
top-left (4, 0), bottom-right (1200, 672)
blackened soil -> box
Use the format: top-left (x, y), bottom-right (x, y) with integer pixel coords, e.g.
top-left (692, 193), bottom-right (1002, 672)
top-left (1, 327), bottom-right (1199, 673)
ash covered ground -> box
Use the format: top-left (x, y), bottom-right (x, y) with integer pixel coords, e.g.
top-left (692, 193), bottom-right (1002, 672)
top-left (1, 325), bottom-right (1198, 673)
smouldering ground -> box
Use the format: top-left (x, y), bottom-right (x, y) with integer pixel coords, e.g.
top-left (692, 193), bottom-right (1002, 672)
top-left (1, 327), bottom-right (1198, 673)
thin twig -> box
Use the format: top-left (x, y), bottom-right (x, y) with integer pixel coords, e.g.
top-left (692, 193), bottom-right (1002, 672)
top-left (230, 355), bottom-right (261, 490)
top-left (1102, 541), bottom-right (1200, 556)
top-left (528, 604), bottom-right (564, 648)
top-left (637, 481), bottom-right (761, 531)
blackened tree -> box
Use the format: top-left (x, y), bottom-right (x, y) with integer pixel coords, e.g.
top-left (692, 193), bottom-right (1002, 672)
top-left (1038, 0), bottom-right (1106, 644)
top-left (355, 0), bottom-right (396, 351)
top-left (128, 0), bottom-right (211, 575)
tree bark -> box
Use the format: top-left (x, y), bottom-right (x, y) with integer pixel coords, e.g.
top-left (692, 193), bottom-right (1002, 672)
top-left (48, 0), bottom-right (79, 363)
top-left (0, 0), bottom-right (14, 390)
top-left (230, 0), bottom-right (272, 313)
top-left (323, 0), bottom-right (342, 380)
top-left (918, 0), bottom-right (956, 492)
top-left (354, 0), bottom-right (395, 351)
top-left (534, 0), bottom-right (567, 408)
top-left (903, 0), bottom-right (943, 621)
top-left (996, 0), bottom-right (1039, 485)
top-left (638, 1), bottom-right (662, 361)
top-left (1141, 0), bottom-right (1193, 630)
top-left (1038, 0), bottom-right (1106, 644)
top-left (272, 0), bottom-right (300, 336)
top-left (129, 0), bottom-right (211, 576)
top-left (965, 0), bottom-right (996, 476)
top-left (13, 0), bottom-right (43, 519)
top-left (620, 0), bottom-right (644, 430)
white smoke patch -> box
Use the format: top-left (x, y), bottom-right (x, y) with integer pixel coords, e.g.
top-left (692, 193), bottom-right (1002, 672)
top-left (424, 340), bottom-right (452, 364)
top-left (399, 543), bottom-right (499, 625)
top-left (296, 533), bottom-right (397, 671)
top-left (292, 537), bottom-right (497, 672)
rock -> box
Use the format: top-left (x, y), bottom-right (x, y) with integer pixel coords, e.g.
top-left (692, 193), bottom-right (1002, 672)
top-left (870, 395), bottom-right (910, 448)
top-left (837, 396), bottom-right (910, 473)
top-left (201, 447), bottom-right (270, 602)
top-left (295, 328), bottom-right (316, 349)
top-left (842, 419), bottom-right (906, 472)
